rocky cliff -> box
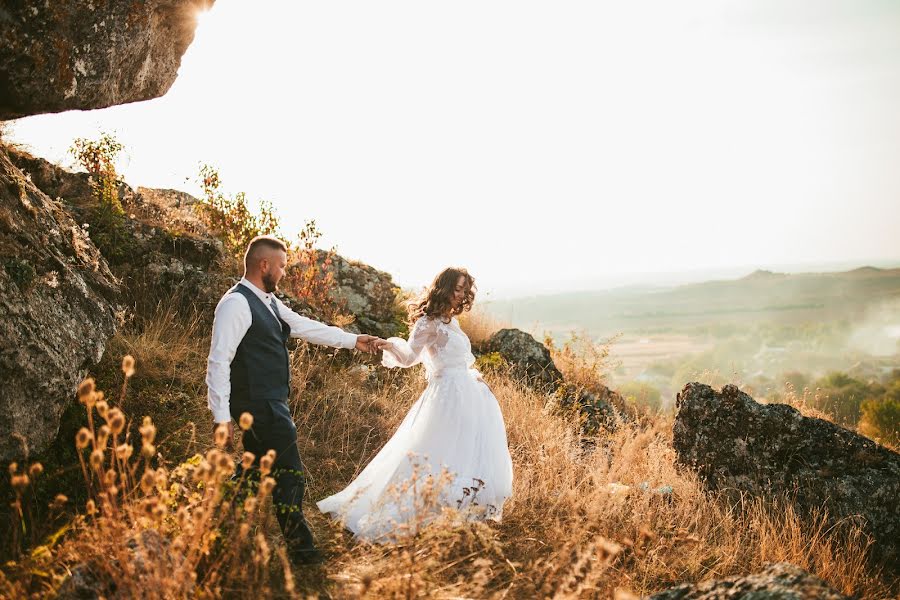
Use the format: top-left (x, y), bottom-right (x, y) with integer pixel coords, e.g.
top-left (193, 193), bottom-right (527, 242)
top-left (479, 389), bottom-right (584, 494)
top-left (0, 147), bottom-right (119, 460)
top-left (0, 0), bottom-right (213, 119)
top-left (0, 0), bottom-right (209, 459)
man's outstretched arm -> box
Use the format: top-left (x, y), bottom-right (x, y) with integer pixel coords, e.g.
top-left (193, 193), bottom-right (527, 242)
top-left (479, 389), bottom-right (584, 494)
top-left (274, 296), bottom-right (382, 352)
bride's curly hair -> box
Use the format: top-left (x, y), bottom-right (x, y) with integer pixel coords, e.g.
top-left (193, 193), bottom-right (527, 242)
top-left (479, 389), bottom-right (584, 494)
top-left (408, 267), bottom-right (476, 324)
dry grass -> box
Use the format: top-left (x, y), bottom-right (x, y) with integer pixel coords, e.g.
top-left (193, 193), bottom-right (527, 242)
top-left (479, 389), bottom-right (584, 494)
top-left (2, 307), bottom-right (894, 599)
top-left (457, 306), bottom-right (510, 346)
top-left (100, 301), bottom-right (213, 463)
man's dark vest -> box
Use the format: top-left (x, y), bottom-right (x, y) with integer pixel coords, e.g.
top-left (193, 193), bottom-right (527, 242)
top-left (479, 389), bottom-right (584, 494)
top-left (228, 284), bottom-right (291, 419)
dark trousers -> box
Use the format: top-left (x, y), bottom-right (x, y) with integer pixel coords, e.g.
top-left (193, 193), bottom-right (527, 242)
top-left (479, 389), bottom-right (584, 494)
top-left (232, 398), bottom-right (316, 554)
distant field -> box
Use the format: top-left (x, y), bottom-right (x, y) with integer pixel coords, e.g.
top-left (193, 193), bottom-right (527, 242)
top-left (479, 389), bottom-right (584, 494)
top-left (609, 334), bottom-right (713, 380)
top-left (486, 267), bottom-right (900, 337)
top-left (483, 267), bottom-right (900, 399)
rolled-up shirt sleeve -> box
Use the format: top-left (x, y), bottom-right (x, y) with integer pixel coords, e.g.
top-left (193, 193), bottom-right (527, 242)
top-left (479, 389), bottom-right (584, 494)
top-left (275, 297), bottom-right (359, 349)
top-left (206, 294), bottom-right (252, 423)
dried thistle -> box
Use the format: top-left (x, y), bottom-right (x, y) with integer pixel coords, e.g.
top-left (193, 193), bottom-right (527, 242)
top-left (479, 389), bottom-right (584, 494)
top-left (96, 424), bottom-right (111, 448)
top-left (259, 450), bottom-right (276, 475)
top-left (141, 443), bottom-right (156, 458)
top-left (11, 474), bottom-right (30, 492)
top-left (96, 400), bottom-right (109, 419)
top-left (241, 451), bottom-right (255, 470)
top-left (89, 449), bottom-right (104, 470)
top-left (116, 443), bottom-right (134, 461)
top-left (214, 423), bottom-right (229, 448)
top-left (103, 469), bottom-right (117, 487)
top-left (259, 476), bottom-right (276, 496)
top-left (77, 378), bottom-right (96, 402)
top-left (107, 408), bottom-right (126, 435)
top-left (239, 412), bottom-right (254, 430)
top-left (122, 354), bottom-right (136, 378)
top-left (76, 428), bottom-right (93, 449)
top-left (140, 416), bottom-right (156, 444)
top-left (141, 470), bottom-right (156, 494)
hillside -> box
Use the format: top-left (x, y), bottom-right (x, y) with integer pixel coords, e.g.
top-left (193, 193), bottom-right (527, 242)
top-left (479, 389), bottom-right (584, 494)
top-left (485, 267), bottom-right (900, 337)
top-left (2, 139), bottom-right (898, 596)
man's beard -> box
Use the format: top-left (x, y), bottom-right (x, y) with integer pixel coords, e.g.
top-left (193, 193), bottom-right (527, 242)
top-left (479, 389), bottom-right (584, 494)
top-left (261, 272), bottom-right (278, 293)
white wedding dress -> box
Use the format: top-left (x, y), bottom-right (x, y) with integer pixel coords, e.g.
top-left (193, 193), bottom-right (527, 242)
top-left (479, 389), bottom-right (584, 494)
top-left (317, 315), bottom-right (514, 542)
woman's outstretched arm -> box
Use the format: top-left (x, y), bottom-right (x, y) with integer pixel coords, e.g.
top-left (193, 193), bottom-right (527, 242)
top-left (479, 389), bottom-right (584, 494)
top-left (381, 317), bottom-right (441, 368)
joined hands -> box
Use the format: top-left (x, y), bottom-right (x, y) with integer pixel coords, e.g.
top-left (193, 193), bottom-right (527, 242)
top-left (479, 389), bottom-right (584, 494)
top-left (355, 335), bottom-right (393, 353)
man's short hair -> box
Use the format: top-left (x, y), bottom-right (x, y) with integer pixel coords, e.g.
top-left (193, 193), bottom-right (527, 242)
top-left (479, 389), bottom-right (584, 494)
top-left (244, 235), bottom-right (288, 271)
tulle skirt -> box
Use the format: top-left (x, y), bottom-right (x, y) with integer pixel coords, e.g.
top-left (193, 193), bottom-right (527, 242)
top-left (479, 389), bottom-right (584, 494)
top-left (316, 368), bottom-right (514, 542)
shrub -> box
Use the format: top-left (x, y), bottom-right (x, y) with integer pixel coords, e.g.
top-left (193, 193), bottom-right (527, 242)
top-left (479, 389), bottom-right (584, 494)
top-left (68, 133), bottom-right (134, 264)
top-left (195, 164), bottom-right (282, 260)
top-left (812, 372), bottom-right (877, 426)
top-left (618, 381), bottom-right (663, 413)
top-left (281, 220), bottom-right (346, 322)
top-left (858, 381), bottom-right (900, 448)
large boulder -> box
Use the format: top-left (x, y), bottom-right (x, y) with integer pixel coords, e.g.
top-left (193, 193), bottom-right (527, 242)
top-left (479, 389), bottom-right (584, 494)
top-left (648, 562), bottom-right (849, 600)
top-left (483, 328), bottom-right (564, 391)
top-left (674, 382), bottom-right (900, 569)
top-left (290, 250), bottom-right (402, 338)
top-left (0, 0), bottom-right (212, 120)
top-left (482, 328), bottom-right (624, 432)
top-left (0, 146), bottom-right (119, 460)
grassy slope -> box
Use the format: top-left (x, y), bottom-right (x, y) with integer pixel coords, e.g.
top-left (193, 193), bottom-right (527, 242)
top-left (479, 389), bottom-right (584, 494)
top-left (2, 302), bottom-right (894, 599)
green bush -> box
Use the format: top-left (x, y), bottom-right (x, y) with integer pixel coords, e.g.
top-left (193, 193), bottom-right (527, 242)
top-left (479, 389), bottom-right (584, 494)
top-left (617, 381), bottom-right (662, 413)
top-left (812, 371), bottom-right (878, 426)
top-left (475, 352), bottom-right (508, 374)
top-left (858, 383), bottom-right (900, 448)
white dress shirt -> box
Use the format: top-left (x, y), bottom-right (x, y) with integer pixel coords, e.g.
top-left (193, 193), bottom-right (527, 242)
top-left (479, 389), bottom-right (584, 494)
top-left (206, 277), bottom-right (359, 423)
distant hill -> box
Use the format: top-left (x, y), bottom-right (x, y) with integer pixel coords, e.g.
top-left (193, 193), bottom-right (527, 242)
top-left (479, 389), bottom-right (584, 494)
top-left (484, 267), bottom-right (900, 338)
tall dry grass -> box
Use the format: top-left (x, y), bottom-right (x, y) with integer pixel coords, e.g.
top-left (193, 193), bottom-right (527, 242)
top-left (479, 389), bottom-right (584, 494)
top-left (457, 306), bottom-right (510, 347)
top-left (2, 307), bottom-right (894, 598)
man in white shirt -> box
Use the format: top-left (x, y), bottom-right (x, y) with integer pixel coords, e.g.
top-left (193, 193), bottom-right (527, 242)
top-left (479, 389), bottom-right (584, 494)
top-left (206, 235), bottom-right (381, 565)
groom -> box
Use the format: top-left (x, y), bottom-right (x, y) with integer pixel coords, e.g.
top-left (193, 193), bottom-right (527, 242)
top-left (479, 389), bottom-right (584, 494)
top-left (206, 235), bottom-right (382, 564)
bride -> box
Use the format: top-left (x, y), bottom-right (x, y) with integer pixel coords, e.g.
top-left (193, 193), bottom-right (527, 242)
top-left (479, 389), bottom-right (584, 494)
top-left (317, 267), bottom-right (514, 542)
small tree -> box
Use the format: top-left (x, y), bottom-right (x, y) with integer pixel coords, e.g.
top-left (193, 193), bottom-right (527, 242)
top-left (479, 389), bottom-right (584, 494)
top-left (281, 220), bottom-right (347, 323)
top-left (195, 164), bottom-right (281, 259)
top-left (69, 133), bottom-right (132, 264)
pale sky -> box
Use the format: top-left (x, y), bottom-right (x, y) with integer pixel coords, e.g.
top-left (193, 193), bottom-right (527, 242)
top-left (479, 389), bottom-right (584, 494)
top-left (8, 0), bottom-right (900, 298)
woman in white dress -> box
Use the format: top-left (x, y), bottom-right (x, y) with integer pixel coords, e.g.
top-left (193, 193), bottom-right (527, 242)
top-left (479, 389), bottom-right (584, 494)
top-left (317, 268), bottom-right (514, 542)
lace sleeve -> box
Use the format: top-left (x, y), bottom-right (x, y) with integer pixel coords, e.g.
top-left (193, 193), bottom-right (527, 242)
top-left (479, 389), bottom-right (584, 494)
top-left (381, 317), bottom-right (445, 369)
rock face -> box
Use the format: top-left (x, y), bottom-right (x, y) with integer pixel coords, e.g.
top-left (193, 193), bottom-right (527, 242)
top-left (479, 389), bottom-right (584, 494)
top-left (0, 146), bottom-right (119, 460)
top-left (674, 382), bottom-right (900, 569)
top-left (299, 250), bottom-right (402, 338)
top-left (0, 0), bottom-right (212, 120)
top-left (9, 150), bottom-right (230, 323)
top-left (648, 562), bottom-right (849, 600)
top-left (483, 328), bottom-right (564, 391)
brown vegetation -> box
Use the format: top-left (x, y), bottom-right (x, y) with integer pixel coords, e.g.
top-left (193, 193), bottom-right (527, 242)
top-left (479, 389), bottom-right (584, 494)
top-left (1, 308), bottom-right (893, 599)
